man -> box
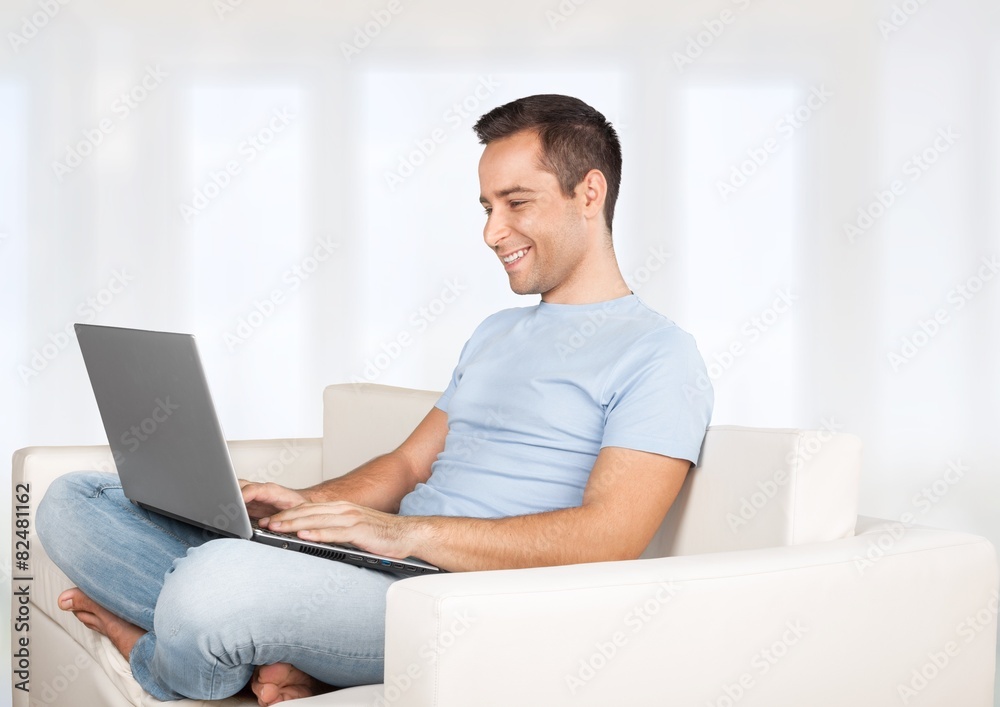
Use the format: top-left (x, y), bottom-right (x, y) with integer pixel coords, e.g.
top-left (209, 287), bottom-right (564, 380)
top-left (37, 94), bottom-right (713, 705)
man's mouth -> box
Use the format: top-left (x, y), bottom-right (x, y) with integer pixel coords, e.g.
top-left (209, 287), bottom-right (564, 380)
top-left (501, 248), bottom-right (529, 265)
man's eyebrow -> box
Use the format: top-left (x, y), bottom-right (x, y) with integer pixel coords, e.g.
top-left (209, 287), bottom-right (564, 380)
top-left (479, 186), bottom-right (537, 204)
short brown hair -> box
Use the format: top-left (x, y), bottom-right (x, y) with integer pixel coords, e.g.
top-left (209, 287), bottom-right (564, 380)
top-left (473, 95), bottom-right (622, 234)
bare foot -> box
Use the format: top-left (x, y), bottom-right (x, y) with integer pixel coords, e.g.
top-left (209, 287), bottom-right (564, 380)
top-left (57, 588), bottom-right (145, 660)
top-left (251, 663), bottom-right (332, 706)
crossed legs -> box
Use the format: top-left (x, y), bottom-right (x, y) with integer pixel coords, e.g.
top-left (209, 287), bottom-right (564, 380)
top-left (37, 471), bottom-right (398, 702)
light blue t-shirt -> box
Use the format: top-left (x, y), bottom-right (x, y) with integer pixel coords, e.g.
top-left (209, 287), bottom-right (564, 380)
top-left (398, 294), bottom-right (713, 519)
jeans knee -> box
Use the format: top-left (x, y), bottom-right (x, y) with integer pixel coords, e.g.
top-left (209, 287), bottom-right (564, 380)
top-left (150, 540), bottom-right (389, 695)
top-left (36, 471), bottom-right (118, 553)
top-left (152, 540), bottom-right (263, 677)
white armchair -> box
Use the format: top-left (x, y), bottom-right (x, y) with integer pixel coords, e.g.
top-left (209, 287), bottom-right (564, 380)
top-left (12, 383), bottom-right (998, 706)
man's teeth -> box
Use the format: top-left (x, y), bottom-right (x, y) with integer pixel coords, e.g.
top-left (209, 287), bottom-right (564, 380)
top-left (503, 249), bottom-right (527, 264)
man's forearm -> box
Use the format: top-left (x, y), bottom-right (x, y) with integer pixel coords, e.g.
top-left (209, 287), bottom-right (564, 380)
top-left (405, 505), bottom-right (644, 573)
top-left (303, 451), bottom-right (421, 513)
top-left (398, 448), bottom-right (689, 571)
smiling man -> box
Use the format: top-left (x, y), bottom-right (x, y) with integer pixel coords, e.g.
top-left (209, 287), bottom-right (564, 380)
top-left (37, 94), bottom-right (713, 705)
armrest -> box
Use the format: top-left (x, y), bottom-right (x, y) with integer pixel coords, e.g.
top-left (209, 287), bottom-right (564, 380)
top-left (383, 519), bottom-right (998, 706)
top-left (11, 438), bottom-right (322, 530)
top-left (10, 438), bottom-right (324, 707)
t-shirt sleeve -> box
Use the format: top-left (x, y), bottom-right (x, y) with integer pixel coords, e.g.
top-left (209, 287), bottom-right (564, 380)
top-left (434, 344), bottom-right (465, 413)
top-left (600, 326), bottom-right (714, 465)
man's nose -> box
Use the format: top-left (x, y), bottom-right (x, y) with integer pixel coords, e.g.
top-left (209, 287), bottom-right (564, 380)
top-left (483, 212), bottom-right (509, 249)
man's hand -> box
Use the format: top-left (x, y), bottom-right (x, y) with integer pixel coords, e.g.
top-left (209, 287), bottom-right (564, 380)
top-left (239, 480), bottom-right (310, 522)
top-left (264, 501), bottom-right (421, 560)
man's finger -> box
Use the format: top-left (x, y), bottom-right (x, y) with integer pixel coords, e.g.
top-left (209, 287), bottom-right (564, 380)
top-left (240, 481), bottom-right (263, 500)
top-left (243, 482), bottom-right (288, 503)
top-left (269, 507), bottom-right (337, 526)
top-left (269, 509), bottom-right (354, 534)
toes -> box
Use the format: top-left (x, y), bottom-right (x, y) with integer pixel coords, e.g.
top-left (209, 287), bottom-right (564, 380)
top-left (252, 663), bottom-right (319, 707)
top-left (252, 668), bottom-right (281, 704)
top-left (59, 588), bottom-right (104, 617)
top-left (58, 587), bottom-right (84, 610)
top-left (255, 683), bottom-right (278, 705)
top-left (267, 685), bottom-right (311, 706)
top-left (256, 662), bottom-right (291, 683)
top-left (281, 687), bottom-right (312, 704)
top-left (74, 613), bottom-right (102, 632)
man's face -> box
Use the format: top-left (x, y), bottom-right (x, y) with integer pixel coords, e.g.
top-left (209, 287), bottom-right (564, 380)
top-left (478, 130), bottom-right (589, 300)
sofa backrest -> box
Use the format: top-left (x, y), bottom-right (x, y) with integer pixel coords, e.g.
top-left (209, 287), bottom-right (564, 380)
top-left (323, 384), bottom-right (862, 556)
top-left (643, 425), bottom-right (861, 557)
top-left (324, 383), bottom-right (443, 477)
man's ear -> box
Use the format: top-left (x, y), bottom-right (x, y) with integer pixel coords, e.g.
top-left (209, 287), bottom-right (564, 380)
top-left (578, 169), bottom-right (607, 221)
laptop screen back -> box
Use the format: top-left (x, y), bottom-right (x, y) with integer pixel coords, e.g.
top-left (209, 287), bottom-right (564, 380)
top-left (75, 324), bottom-right (253, 540)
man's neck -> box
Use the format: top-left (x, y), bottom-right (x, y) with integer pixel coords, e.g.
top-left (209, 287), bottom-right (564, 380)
top-left (541, 280), bottom-right (632, 305)
top-left (541, 250), bottom-right (632, 305)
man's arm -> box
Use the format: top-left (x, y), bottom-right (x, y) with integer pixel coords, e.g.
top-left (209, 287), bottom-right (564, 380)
top-left (264, 445), bottom-right (691, 572)
top-left (241, 407), bottom-right (448, 518)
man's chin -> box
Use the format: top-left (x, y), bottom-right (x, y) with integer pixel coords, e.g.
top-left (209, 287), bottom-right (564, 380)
top-left (507, 280), bottom-right (540, 296)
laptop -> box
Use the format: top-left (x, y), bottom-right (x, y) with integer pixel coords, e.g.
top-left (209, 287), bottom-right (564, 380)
top-left (74, 323), bottom-right (441, 576)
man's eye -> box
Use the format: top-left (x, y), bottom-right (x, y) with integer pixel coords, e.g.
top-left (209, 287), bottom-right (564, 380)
top-left (510, 200), bottom-right (526, 208)
top-left (482, 207), bottom-right (492, 216)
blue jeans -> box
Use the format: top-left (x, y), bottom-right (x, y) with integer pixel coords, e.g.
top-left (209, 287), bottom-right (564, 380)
top-left (36, 471), bottom-right (401, 701)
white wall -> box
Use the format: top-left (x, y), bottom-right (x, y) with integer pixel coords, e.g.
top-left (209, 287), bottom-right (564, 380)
top-left (1, 0), bottom-right (998, 701)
